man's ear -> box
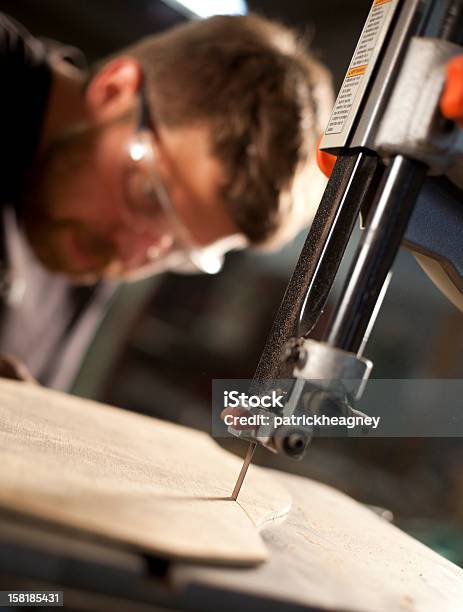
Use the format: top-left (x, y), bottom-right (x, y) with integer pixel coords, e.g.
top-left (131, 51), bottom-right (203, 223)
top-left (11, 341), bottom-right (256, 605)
top-left (85, 56), bottom-right (142, 121)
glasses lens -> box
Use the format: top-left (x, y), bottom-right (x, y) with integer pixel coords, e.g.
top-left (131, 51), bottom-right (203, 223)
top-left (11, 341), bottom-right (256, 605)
top-left (126, 132), bottom-right (224, 274)
top-left (125, 167), bottom-right (166, 224)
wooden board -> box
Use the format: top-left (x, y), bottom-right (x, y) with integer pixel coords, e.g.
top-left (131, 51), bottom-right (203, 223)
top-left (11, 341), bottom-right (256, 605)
top-left (175, 471), bottom-right (463, 611)
top-left (0, 379), bottom-right (291, 565)
top-left (1, 380), bottom-right (463, 610)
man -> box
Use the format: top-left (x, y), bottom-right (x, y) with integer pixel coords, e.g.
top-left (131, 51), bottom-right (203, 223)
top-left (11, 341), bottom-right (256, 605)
top-left (0, 12), bottom-right (333, 388)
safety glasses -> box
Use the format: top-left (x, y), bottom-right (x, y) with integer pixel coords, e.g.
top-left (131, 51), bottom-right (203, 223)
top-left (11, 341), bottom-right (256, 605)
top-left (124, 86), bottom-right (224, 275)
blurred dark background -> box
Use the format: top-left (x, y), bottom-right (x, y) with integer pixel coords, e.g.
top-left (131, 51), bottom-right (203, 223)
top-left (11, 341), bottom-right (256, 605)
top-left (4, 0), bottom-right (463, 564)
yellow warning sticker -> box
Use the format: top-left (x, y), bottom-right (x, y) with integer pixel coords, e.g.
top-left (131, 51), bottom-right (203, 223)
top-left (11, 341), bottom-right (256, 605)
top-left (347, 65), bottom-right (367, 78)
top-left (374, 0), bottom-right (392, 5)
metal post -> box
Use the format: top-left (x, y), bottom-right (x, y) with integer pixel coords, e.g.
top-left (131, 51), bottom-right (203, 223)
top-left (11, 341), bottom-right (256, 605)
top-left (324, 155), bottom-right (427, 354)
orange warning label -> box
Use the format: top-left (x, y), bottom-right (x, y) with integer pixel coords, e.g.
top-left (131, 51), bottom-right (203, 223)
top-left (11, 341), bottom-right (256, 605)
top-left (374, 0), bottom-right (392, 5)
top-left (347, 64), bottom-right (367, 78)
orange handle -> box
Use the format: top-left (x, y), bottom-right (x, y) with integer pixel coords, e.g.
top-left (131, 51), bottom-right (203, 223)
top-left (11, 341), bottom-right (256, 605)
top-left (440, 55), bottom-right (463, 128)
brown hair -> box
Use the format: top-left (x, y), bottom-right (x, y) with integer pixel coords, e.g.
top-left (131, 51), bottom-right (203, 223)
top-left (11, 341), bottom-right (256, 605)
top-left (121, 14), bottom-right (333, 249)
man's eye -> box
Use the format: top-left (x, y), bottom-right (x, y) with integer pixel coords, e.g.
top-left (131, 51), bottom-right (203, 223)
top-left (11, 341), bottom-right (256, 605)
top-left (141, 184), bottom-right (162, 217)
top-left (126, 171), bottom-right (163, 219)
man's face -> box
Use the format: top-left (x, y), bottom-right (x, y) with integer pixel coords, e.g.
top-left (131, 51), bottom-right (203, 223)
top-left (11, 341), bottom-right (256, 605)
top-left (23, 59), bottom-right (239, 284)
